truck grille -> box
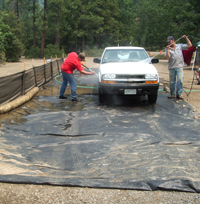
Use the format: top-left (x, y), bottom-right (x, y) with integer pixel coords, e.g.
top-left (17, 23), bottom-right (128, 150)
top-left (116, 75), bottom-right (145, 79)
top-left (116, 74), bottom-right (145, 83)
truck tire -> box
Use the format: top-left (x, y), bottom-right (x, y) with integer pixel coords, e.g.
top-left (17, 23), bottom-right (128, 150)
top-left (99, 89), bottom-right (105, 104)
top-left (148, 93), bottom-right (158, 104)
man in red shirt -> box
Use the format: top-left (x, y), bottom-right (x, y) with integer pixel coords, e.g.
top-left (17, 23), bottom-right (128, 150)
top-left (59, 52), bottom-right (95, 101)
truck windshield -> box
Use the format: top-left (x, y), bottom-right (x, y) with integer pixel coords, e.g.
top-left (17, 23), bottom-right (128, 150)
top-left (102, 49), bottom-right (150, 63)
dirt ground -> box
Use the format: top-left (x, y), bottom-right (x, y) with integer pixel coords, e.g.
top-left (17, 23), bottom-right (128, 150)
top-left (0, 57), bottom-right (200, 203)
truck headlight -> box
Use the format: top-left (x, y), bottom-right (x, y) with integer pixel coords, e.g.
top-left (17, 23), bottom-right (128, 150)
top-left (102, 74), bottom-right (116, 80)
top-left (145, 74), bottom-right (158, 84)
top-left (145, 74), bottom-right (158, 80)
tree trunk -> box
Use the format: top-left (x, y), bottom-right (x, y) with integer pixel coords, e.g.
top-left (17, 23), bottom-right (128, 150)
top-left (82, 35), bottom-right (85, 52)
top-left (15, 0), bottom-right (19, 18)
top-left (55, 4), bottom-right (60, 46)
top-left (40, 0), bottom-right (47, 58)
top-left (33, 0), bottom-right (36, 48)
top-left (40, 30), bottom-right (46, 58)
top-left (75, 35), bottom-right (77, 52)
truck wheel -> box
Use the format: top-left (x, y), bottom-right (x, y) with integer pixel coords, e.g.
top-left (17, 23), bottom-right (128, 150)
top-left (197, 78), bottom-right (200, 85)
top-left (99, 89), bottom-right (105, 104)
top-left (148, 93), bottom-right (158, 104)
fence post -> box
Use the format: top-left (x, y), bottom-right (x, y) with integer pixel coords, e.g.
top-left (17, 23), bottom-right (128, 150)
top-left (22, 62), bottom-right (26, 95)
top-left (32, 59), bottom-right (34, 67)
top-left (50, 56), bottom-right (53, 78)
top-left (33, 67), bottom-right (38, 87)
top-left (44, 64), bottom-right (46, 83)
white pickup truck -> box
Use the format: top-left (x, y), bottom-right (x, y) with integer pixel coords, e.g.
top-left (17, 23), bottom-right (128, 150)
top-left (93, 46), bottom-right (159, 104)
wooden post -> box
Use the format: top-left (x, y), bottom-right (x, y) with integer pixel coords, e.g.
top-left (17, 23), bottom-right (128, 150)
top-left (22, 62), bottom-right (26, 95)
top-left (55, 55), bottom-right (57, 59)
top-left (24, 62), bottom-right (26, 70)
top-left (44, 57), bottom-right (46, 64)
top-left (51, 56), bottom-right (52, 61)
top-left (62, 53), bottom-right (64, 58)
top-left (32, 59), bottom-right (34, 67)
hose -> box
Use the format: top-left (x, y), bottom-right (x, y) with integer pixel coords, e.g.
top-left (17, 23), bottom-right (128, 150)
top-left (55, 74), bottom-right (98, 89)
top-left (55, 75), bottom-right (200, 92)
top-left (151, 36), bottom-right (183, 59)
top-left (152, 35), bottom-right (200, 96)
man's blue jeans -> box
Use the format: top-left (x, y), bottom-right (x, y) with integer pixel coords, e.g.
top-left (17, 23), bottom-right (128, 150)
top-left (59, 70), bottom-right (77, 99)
top-left (169, 67), bottom-right (183, 96)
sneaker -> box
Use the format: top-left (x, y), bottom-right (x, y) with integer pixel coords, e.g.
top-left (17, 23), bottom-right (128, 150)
top-left (72, 98), bottom-right (82, 102)
top-left (59, 95), bottom-right (68, 99)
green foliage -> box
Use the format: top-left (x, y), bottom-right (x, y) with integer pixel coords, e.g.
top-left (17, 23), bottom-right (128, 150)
top-left (24, 46), bottom-right (40, 58)
top-left (0, 16), bottom-right (5, 64)
top-left (1, 0), bottom-right (200, 57)
top-left (3, 30), bottom-right (24, 62)
top-left (0, 11), bottom-right (24, 62)
top-left (84, 46), bottom-right (104, 57)
top-left (136, 0), bottom-right (200, 49)
top-left (44, 44), bottom-right (65, 58)
top-left (0, 52), bottom-right (6, 64)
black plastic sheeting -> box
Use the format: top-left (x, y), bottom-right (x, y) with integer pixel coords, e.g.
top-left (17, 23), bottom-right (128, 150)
top-left (0, 73), bottom-right (200, 192)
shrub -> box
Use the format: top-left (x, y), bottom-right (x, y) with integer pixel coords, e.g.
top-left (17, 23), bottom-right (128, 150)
top-left (0, 52), bottom-right (6, 64)
top-left (1, 11), bottom-right (24, 62)
top-left (44, 44), bottom-right (65, 59)
top-left (0, 33), bottom-right (6, 64)
top-left (84, 46), bottom-right (104, 57)
top-left (4, 32), bottom-right (24, 62)
top-left (24, 46), bottom-right (40, 58)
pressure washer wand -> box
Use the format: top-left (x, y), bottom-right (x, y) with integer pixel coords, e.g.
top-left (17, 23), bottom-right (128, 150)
top-left (83, 64), bottom-right (98, 76)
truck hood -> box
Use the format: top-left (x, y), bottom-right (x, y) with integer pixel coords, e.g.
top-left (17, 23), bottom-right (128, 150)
top-left (100, 61), bottom-right (158, 75)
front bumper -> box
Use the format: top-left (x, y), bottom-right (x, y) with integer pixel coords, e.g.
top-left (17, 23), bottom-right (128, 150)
top-left (99, 82), bottom-right (159, 95)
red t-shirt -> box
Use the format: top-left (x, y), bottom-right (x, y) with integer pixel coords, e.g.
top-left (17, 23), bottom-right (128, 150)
top-left (61, 52), bottom-right (83, 74)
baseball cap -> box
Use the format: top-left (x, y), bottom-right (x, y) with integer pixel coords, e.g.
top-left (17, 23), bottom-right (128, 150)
top-left (78, 53), bottom-right (85, 61)
top-left (167, 36), bottom-right (174, 42)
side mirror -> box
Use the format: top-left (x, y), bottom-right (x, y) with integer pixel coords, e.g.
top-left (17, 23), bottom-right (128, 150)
top-left (151, 58), bottom-right (159, 63)
top-left (93, 58), bottom-right (101, 64)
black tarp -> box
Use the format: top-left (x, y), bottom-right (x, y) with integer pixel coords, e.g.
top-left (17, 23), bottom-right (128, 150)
top-left (0, 72), bottom-right (200, 192)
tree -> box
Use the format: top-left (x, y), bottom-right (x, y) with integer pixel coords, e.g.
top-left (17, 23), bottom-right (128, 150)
top-left (136, 0), bottom-right (172, 49)
top-left (1, 0), bottom-right (200, 59)
top-left (46, 0), bottom-right (71, 48)
top-left (116, 0), bottom-right (138, 46)
top-left (0, 11), bottom-right (24, 62)
top-left (40, 0), bottom-right (46, 58)
top-left (65, 0), bottom-right (121, 51)
top-left (33, 0), bottom-right (36, 48)
top-left (0, 16), bottom-right (6, 64)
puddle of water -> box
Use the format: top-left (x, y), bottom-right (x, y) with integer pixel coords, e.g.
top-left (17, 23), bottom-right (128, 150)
top-left (0, 77), bottom-right (152, 127)
top-left (0, 80), bottom-right (99, 126)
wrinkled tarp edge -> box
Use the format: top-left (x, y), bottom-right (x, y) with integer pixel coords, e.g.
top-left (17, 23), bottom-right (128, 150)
top-left (0, 176), bottom-right (199, 193)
